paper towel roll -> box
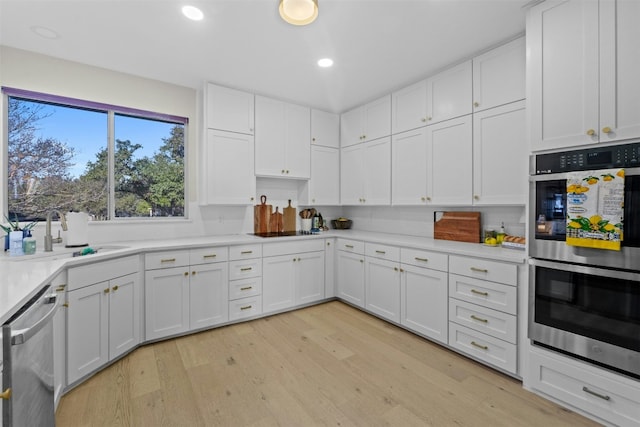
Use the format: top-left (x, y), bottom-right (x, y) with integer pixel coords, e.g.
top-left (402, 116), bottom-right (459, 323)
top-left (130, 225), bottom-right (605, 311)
top-left (66, 211), bottom-right (89, 247)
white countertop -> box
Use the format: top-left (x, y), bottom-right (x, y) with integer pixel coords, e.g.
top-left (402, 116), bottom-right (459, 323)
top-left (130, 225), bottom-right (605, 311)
top-left (0, 231), bottom-right (526, 325)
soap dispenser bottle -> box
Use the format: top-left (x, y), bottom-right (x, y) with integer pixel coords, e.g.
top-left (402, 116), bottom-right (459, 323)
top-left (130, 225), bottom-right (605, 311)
top-left (23, 230), bottom-right (37, 255)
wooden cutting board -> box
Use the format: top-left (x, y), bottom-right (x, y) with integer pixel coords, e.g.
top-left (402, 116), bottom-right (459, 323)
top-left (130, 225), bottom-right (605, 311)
top-left (434, 211), bottom-right (481, 243)
top-left (283, 200), bottom-right (296, 233)
top-left (254, 195), bottom-right (272, 233)
top-left (270, 207), bottom-right (283, 233)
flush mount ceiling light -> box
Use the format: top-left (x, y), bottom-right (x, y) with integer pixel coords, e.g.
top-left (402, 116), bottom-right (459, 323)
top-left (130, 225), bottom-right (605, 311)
top-left (182, 5), bottom-right (204, 21)
top-left (317, 58), bottom-right (333, 68)
top-left (279, 0), bottom-right (318, 26)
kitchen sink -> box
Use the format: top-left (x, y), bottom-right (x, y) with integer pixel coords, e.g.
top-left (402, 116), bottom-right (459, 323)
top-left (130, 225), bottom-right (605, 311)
top-left (6, 245), bottom-right (129, 262)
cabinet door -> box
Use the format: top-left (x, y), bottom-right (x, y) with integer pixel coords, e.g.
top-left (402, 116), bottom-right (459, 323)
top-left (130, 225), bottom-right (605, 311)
top-left (108, 273), bottom-right (140, 360)
top-left (67, 282), bottom-right (109, 385)
top-left (363, 95), bottom-right (392, 142)
top-left (472, 101), bottom-right (527, 205)
top-left (203, 129), bottom-right (255, 205)
top-left (255, 96), bottom-right (286, 176)
top-left (426, 116), bottom-right (472, 205)
top-left (324, 239), bottom-right (335, 298)
top-left (206, 83), bottom-right (254, 134)
top-left (309, 145), bottom-right (340, 205)
top-left (337, 251), bottom-right (365, 308)
top-left (426, 60), bottom-right (472, 125)
top-left (284, 102), bottom-right (311, 178)
top-left (145, 266), bottom-right (190, 341)
top-left (392, 128), bottom-right (428, 205)
top-left (262, 254), bottom-right (295, 314)
top-left (401, 264), bottom-right (448, 344)
top-left (340, 107), bottom-right (363, 147)
top-left (340, 144), bottom-right (364, 205)
top-left (190, 262), bottom-right (229, 330)
top-left (362, 137), bottom-right (391, 205)
top-left (472, 37), bottom-right (525, 112)
top-left (599, 0), bottom-right (640, 143)
top-left (295, 251), bottom-right (325, 305)
top-left (528, 0), bottom-right (599, 150)
top-left (365, 257), bottom-right (401, 323)
top-left (392, 79), bottom-right (428, 135)
top-left (311, 109), bottom-right (339, 148)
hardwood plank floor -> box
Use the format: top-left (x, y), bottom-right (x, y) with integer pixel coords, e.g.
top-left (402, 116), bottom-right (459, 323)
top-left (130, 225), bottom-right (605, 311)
top-left (56, 301), bottom-right (600, 426)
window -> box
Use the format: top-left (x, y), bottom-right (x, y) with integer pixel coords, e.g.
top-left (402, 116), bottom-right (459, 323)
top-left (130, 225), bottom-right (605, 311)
top-left (3, 88), bottom-right (187, 221)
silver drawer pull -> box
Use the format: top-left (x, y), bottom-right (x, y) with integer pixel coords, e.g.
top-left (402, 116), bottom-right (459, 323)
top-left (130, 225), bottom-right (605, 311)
top-left (160, 258), bottom-right (176, 263)
top-left (582, 386), bottom-right (610, 401)
top-left (375, 250), bottom-right (386, 254)
top-left (241, 250), bottom-right (253, 254)
top-left (470, 289), bottom-right (489, 296)
top-left (240, 286), bottom-right (253, 291)
top-left (203, 254), bottom-right (217, 259)
top-left (414, 257), bottom-right (428, 262)
top-left (240, 305), bottom-right (252, 311)
top-left (240, 267), bottom-right (253, 272)
top-left (470, 267), bottom-right (488, 273)
top-left (470, 315), bottom-right (488, 323)
top-left (471, 341), bottom-right (489, 350)
top-left (345, 244), bottom-right (354, 249)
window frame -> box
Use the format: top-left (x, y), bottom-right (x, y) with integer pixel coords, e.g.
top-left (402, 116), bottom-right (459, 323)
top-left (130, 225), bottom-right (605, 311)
top-left (2, 87), bottom-right (189, 222)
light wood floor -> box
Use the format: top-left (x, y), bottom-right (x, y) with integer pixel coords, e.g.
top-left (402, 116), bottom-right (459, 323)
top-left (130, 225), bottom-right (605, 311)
top-left (56, 301), bottom-right (600, 426)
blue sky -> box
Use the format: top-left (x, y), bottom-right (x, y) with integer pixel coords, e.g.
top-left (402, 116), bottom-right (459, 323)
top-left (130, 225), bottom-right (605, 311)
top-left (32, 102), bottom-right (176, 178)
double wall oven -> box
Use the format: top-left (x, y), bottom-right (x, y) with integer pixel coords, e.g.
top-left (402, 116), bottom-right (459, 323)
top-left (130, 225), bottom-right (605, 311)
top-left (529, 142), bottom-right (640, 378)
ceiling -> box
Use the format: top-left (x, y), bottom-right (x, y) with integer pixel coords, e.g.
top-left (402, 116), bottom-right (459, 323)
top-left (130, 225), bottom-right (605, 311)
top-left (0, 0), bottom-right (529, 113)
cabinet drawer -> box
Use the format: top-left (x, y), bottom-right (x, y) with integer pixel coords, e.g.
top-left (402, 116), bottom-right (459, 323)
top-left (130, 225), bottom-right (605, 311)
top-left (229, 244), bottom-right (262, 260)
top-left (145, 251), bottom-right (190, 271)
top-left (263, 239), bottom-right (325, 257)
top-left (229, 259), bottom-right (262, 280)
top-left (365, 243), bottom-right (400, 261)
top-left (449, 255), bottom-right (517, 286)
top-left (68, 255), bottom-right (140, 290)
top-left (337, 238), bottom-right (364, 254)
top-left (448, 274), bottom-right (517, 315)
top-left (449, 298), bottom-right (516, 344)
top-left (448, 323), bottom-right (517, 374)
top-left (529, 349), bottom-right (640, 427)
top-left (189, 247), bottom-right (228, 265)
top-left (400, 248), bottom-right (448, 271)
top-left (229, 277), bottom-right (262, 300)
top-left (229, 295), bottom-right (262, 321)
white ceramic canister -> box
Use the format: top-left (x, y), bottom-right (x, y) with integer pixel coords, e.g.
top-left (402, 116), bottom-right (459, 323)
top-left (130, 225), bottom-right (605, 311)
top-left (66, 211), bottom-right (89, 247)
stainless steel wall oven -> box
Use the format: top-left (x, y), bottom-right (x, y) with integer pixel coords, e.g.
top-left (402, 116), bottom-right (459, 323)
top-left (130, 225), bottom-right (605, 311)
top-left (529, 142), bottom-right (640, 378)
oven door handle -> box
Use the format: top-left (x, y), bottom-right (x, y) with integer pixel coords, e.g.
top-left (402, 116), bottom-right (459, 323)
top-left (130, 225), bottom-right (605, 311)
top-left (529, 258), bottom-right (640, 282)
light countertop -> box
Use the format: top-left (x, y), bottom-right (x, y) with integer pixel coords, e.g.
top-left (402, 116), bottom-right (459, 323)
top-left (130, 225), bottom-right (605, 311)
top-left (0, 231), bottom-right (526, 325)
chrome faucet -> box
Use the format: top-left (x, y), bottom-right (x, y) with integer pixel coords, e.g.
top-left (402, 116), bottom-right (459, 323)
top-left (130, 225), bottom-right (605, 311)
top-left (44, 210), bottom-right (68, 252)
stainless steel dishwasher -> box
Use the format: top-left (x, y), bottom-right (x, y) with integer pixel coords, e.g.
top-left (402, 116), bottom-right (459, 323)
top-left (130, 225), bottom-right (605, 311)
top-left (2, 285), bottom-right (58, 427)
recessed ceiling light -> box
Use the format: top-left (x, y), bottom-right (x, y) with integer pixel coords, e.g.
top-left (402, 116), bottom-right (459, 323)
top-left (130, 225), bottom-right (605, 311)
top-left (182, 5), bottom-right (204, 21)
top-left (30, 26), bottom-right (60, 39)
top-left (317, 58), bottom-right (334, 68)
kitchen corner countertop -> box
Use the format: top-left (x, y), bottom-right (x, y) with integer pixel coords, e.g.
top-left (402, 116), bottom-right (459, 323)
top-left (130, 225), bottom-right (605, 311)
top-left (0, 231), bottom-right (526, 325)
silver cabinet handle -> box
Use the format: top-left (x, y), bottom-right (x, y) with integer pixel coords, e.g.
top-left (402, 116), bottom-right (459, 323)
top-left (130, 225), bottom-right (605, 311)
top-left (582, 386), bottom-right (610, 401)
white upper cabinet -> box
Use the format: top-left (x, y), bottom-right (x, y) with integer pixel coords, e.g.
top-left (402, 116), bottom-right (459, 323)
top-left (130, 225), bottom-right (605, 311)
top-left (426, 60), bottom-right (473, 126)
top-left (472, 101), bottom-right (527, 205)
top-left (341, 137), bottom-right (391, 205)
top-left (392, 79), bottom-right (428, 135)
top-left (472, 37), bottom-right (525, 112)
top-left (255, 96), bottom-right (311, 179)
top-left (341, 95), bottom-right (391, 147)
top-left (426, 116), bottom-right (473, 205)
top-left (392, 127), bottom-right (428, 205)
top-left (311, 109), bottom-right (340, 148)
top-left (308, 145), bottom-right (340, 205)
top-left (205, 83), bottom-right (254, 135)
top-left (527, 0), bottom-right (640, 151)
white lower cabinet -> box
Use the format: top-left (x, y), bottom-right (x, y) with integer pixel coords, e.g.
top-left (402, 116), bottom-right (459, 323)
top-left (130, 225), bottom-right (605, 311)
top-left (145, 247), bottom-right (229, 341)
top-left (67, 256), bottom-right (141, 385)
top-left (228, 244), bottom-right (263, 321)
top-left (336, 239), bottom-right (365, 308)
top-left (527, 347), bottom-right (640, 427)
top-left (364, 243), bottom-right (401, 323)
top-left (262, 240), bottom-right (325, 315)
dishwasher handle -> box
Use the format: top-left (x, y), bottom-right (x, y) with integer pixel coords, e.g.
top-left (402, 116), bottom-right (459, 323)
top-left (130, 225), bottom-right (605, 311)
top-left (10, 295), bottom-right (58, 346)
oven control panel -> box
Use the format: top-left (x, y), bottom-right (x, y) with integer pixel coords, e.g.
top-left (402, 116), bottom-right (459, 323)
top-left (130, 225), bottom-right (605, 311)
top-left (535, 142), bottom-right (640, 174)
